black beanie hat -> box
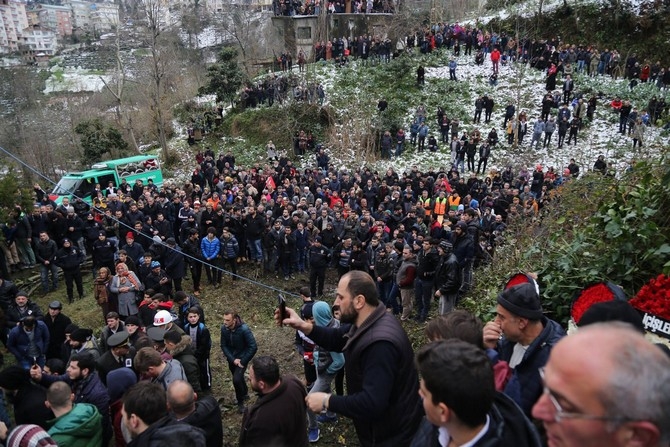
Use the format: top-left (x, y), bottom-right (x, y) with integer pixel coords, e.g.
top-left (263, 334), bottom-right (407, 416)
top-left (497, 283), bottom-right (543, 320)
top-left (578, 300), bottom-right (645, 333)
top-left (70, 328), bottom-right (93, 343)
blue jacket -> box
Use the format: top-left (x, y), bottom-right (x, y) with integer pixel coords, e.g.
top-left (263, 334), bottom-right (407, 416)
top-left (494, 317), bottom-right (565, 417)
top-left (200, 236), bottom-right (220, 260)
top-left (219, 235), bottom-right (239, 260)
top-left (220, 316), bottom-right (257, 366)
top-left (8, 320), bottom-right (50, 363)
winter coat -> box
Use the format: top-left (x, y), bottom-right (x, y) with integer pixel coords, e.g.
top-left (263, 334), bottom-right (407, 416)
top-left (495, 317), bottom-right (566, 416)
top-left (54, 245), bottom-right (85, 271)
top-left (410, 392), bottom-right (542, 447)
top-left (47, 403), bottom-right (103, 447)
top-left (434, 253), bottom-right (461, 294)
top-left (396, 256), bottom-right (417, 289)
top-left (219, 235), bottom-right (239, 260)
top-left (0, 279), bottom-right (19, 311)
top-left (6, 301), bottom-right (44, 329)
top-left (7, 320), bottom-right (50, 364)
top-left (239, 375), bottom-right (308, 447)
top-left (200, 236), bottom-right (220, 261)
top-left (35, 238), bottom-right (58, 264)
top-left (163, 246), bottom-right (185, 279)
top-left (312, 302), bottom-right (345, 375)
top-left (169, 335), bottom-right (203, 393)
top-left (220, 317), bottom-right (257, 367)
top-left (173, 395), bottom-right (223, 447)
top-left (110, 272), bottom-right (143, 317)
top-left (128, 416), bottom-right (205, 447)
top-left (154, 359), bottom-right (187, 390)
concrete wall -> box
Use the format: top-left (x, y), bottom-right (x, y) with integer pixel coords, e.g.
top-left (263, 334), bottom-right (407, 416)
top-left (271, 13), bottom-right (393, 59)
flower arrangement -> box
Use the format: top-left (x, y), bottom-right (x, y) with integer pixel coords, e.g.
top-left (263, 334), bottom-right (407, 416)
top-left (629, 274), bottom-right (670, 321)
top-left (570, 282), bottom-right (626, 324)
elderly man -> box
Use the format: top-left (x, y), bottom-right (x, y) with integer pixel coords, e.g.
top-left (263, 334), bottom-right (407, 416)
top-left (532, 323), bottom-right (670, 447)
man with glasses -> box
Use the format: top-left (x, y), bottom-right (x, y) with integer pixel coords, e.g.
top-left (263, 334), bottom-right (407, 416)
top-left (532, 323), bottom-right (670, 447)
top-left (482, 282), bottom-right (565, 417)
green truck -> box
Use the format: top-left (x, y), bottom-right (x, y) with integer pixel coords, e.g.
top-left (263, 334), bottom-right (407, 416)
top-left (50, 155), bottom-right (163, 204)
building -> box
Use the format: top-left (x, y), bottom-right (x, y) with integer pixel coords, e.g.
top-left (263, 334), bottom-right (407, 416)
top-left (0, 0), bottom-right (29, 54)
top-left (20, 26), bottom-right (57, 63)
top-left (90, 2), bottom-right (119, 32)
top-left (34, 4), bottom-right (73, 38)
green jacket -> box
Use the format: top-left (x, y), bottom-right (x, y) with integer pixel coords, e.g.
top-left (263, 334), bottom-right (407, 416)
top-left (47, 403), bottom-right (103, 447)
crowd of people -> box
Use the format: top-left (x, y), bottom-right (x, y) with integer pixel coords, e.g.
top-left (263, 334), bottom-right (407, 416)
top-left (273, 0), bottom-right (394, 17)
top-left (0, 16), bottom-right (668, 447)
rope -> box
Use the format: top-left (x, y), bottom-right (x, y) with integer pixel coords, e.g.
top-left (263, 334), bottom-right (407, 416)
top-left (0, 144), bottom-right (301, 298)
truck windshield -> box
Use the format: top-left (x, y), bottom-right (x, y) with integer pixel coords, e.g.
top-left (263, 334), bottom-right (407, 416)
top-left (52, 178), bottom-right (82, 196)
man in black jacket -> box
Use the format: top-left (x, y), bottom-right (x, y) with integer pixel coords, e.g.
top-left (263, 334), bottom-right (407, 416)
top-left (433, 241), bottom-right (461, 315)
top-left (414, 238), bottom-right (440, 323)
top-left (280, 271), bottom-right (422, 447)
top-left (410, 339), bottom-right (542, 447)
top-left (167, 380), bottom-right (222, 447)
top-left (35, 231), bottom-right (58, 293)
top-left (54, 239), bottom-right (85, 303)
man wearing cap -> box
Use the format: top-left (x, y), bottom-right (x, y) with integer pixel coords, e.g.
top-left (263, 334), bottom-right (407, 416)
top-left (143, 261), bottom-right (172, 297)
top-left (69, 328), bottom-right (101, 362)
top-left (91, 231), bottom-right (117, 275)
top-left (97, 331), bottom-right (134, 385)
top-left (99, 312), bottom-right (126, 354)
top-left (121, 232), bottom-right (144, 265)
top-left (154, 309), bottom-right (185, 335)
top-left (433, 241), bottom-right (461, 315)
top-left (482, 282), bottom-right (565, 417)
top-left (8, 315), bottom-right (50, 369)
top-left (44, 301), bottom-right (72, 360)
top-left (6, 291), bottom-right (44, 329)
top-left (54, 238), bottom-right (85, 304)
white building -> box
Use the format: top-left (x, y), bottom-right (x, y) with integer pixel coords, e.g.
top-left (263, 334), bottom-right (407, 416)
top-left (0, 0), bottom-right (29, 54)
top-left (21, 26), bottom-right (57, 55)
top-left (90, 2), bottom-right (119, 31)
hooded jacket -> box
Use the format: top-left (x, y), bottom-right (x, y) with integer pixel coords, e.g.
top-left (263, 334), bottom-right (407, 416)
top-left (47, 403), bottom-right (103, 447)
top-left (312, 302), bottom-right (345, 375)
top-left (168, 335), bottom-right (202, 393)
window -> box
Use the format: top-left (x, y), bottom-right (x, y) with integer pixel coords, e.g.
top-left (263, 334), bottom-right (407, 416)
top-left (297, 27), bottom-right (311, 39)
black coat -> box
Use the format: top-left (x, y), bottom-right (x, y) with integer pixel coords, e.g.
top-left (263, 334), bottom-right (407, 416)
top-left (44, 312), bottom-right (72, 360)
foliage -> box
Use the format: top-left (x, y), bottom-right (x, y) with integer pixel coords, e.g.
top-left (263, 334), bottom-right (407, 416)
top-left (0, 165), bottom-right (34, 226)
top-left (470, 157), bottom-right (670, 325)
top-left (74, 119), bottom-right (129, 164)
top-left (199, 47), bottom-right (247, 106)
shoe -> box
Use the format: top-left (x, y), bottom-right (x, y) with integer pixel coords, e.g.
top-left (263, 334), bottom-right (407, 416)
top-left (284, 276), bottom-right (289, 280)
top-left (308, 428), bottom-right (320, 443)
top-left (317, 413), bottom-right (338, 423)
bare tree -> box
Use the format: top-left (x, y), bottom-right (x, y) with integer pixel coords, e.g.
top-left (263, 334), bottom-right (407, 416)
top-left (218, 5), bottom-right (273, 76)
top-left (137, 0), bottom-right (175, 160)
top-left (99, 17), bottom-right (141, 152)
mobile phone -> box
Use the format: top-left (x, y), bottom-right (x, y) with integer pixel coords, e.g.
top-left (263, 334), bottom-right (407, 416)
top-left (277, 294), bottom-right (287, 327)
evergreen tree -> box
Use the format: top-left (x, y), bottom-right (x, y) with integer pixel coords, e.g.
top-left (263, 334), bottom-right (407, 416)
top-left (74, 119), bottom-right (129, 164)
top-left (199, 48), bottom-right (246, 107)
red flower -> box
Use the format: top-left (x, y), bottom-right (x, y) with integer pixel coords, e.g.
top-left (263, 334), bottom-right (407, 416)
top-left (571, 283), bottom-right (618, 324)
top-left (630, 274), bottom-right (670, 320)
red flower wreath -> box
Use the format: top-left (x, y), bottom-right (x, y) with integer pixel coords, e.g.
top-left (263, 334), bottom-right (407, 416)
top-left (629, 274), bottom-right (670, 321)
top-left (571, 282), bottom-right (626, 324)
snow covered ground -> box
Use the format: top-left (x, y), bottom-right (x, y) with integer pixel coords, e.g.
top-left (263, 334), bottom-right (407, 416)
top-left (43, 66), bottom-right (113, 94)
top-left (293, 53), bottom-right (666, 178)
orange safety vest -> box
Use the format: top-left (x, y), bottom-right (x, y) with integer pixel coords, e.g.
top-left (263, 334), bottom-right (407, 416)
top-left (433, 197), bottom-right (447, 216)
top-left (448, 196), bottom-right (461, 211)
top-left (421, 197), bottom-right (432, 216)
